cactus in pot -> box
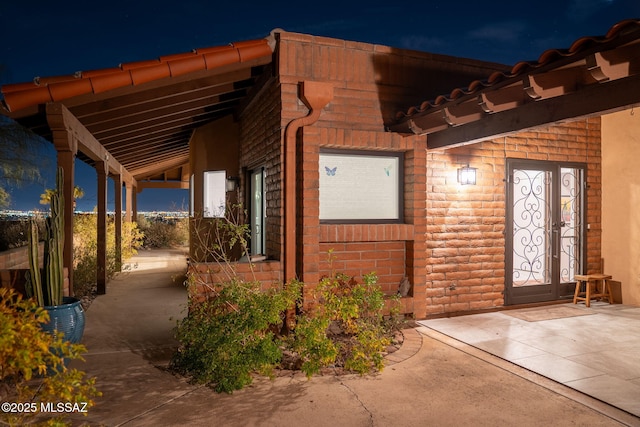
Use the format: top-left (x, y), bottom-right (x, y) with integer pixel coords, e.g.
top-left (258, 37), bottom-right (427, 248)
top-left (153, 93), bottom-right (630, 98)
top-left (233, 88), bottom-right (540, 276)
top-left (25, 166), bottom-right (65, 307)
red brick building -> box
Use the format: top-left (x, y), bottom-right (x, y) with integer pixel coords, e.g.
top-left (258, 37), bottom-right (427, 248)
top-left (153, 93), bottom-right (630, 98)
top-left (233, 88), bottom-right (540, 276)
top-left (2, 22), bottom-right (639, 318)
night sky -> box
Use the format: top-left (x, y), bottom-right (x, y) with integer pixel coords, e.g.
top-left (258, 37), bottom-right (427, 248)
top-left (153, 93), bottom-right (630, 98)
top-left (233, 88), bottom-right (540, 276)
top-left (1, 0), bottom-right (638, 212)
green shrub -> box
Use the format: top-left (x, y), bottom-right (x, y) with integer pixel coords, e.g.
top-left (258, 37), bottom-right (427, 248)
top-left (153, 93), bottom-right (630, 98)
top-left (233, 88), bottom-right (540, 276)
top-left (290, 272), bottom-right (393, 376)
top-left (170, 278), bottom-right (301, 393)
top-left (286, 314), bottom-right (337, 377)
top-left (171, 205), bottom-right (399, 391)
top-left (0, 288), bottom-right (100, 426)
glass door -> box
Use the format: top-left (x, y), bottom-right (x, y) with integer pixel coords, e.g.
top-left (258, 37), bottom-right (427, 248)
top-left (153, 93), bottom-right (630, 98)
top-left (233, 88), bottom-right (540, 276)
top-left (505, 160), bottom-right (585, 305)
top-left (250, 168), bottom-right (266, 256)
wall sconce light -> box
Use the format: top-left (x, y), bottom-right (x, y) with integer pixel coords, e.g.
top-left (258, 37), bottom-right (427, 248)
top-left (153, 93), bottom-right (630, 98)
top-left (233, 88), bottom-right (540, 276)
top-left (225, 176), bottom-right (239, 192)
top-left (457, 165), bottom-right (477, 185)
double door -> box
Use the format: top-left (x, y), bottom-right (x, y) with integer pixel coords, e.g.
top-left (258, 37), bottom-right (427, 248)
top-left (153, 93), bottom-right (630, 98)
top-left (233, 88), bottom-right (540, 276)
top-left (505, 159), bottom-right (586, 305)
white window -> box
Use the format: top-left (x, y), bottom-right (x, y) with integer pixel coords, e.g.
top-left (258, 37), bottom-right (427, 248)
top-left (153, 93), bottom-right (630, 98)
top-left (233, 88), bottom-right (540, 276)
top-left (203, 171), bottom-right (226, 218)
top-left (319, 150), bottom-right (403, 222)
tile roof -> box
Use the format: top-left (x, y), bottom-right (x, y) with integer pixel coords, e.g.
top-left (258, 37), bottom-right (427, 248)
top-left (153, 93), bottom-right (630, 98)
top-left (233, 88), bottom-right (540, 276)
top-left (1, 37), bottom-right (275, 113)
top-left (392, 18), bottom-right (640, 136)
top-left (0, 33), bottom-right (277, 185)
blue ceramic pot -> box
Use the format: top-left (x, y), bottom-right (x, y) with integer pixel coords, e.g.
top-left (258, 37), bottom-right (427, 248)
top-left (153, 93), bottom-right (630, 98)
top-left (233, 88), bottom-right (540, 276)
top-left (42, 297), bottom-right (85, 344)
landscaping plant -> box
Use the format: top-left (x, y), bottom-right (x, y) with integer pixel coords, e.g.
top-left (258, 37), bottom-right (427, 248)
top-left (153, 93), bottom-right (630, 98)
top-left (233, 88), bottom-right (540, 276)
top-left (171, 278), bottom-right (301, 393)
top-left (289, 272), bottom-right (394, 377)
top-left (136, 215), bottom-right (188, 249)
top-left (24, 167), bottom-right (65, 307)
top-left (73, 214), bottom-right (143, 298)
top-left (0, 288), bottom-right (100, 426)
top-left (171, 203), bottom-right (402, 392)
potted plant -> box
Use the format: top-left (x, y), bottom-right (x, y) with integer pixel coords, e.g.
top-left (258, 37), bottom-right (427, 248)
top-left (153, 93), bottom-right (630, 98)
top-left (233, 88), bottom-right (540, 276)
top-left (24, 166), bottom-right (85, 344)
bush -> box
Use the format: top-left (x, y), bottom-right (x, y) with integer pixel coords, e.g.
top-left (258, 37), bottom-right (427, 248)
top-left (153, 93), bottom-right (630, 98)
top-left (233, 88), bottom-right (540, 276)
top-left (170, 278), bottom-right (301, 393)
top-left (0, 288), bottom-right (100, 426)
top-left (73, 214), bottom-right (144, 297)
top-left (289, 272), bottom-right (394, 377)
top-left (137, 215), bottom-right (188, 248)
top-left (171, 271), bottom-right (399, 391)
top-left (170, 205), bottom-right (401, 392)
top-left (0, 217), bottom-right (46, 251)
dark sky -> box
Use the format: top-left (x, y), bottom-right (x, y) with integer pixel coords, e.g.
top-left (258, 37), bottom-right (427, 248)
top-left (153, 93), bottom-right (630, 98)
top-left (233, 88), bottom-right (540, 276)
top-left (1, 0), bottom-right (638, 212)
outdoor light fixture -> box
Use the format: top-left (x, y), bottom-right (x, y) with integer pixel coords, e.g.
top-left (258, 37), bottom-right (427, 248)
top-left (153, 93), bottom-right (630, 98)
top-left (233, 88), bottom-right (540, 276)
top-left (225, 176), bottom-right (239, 192)
top-left (457, 165), bottom-right (477, 185)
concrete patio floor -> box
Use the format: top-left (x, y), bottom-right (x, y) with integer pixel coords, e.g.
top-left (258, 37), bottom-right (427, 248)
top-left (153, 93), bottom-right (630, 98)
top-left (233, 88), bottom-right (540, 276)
top-left (419, 301), bottom-right (640, 418)
top-left (66, 249), bottom-right (639, 426)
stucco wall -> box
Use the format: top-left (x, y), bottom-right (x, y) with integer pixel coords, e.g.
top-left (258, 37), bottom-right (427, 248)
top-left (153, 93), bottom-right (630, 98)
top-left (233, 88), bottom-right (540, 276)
top-left (602, 109), bottom-right (640, 306)
top-left (189, 115), bottom-right (241, 261)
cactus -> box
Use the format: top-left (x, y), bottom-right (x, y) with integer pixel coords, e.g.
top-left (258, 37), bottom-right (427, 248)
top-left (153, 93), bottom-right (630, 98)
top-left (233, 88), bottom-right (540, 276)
top-left (25, 219), bottom-right (44, 306)
top-left (25, 167), bottom-right (65, 307)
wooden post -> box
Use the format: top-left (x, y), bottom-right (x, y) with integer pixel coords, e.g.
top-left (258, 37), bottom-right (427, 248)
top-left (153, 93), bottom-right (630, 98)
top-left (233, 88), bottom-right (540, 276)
top-left (132, 184), bottom-right (138, 221)
top-left (114, 172), bottom-right (123, 272)
top-left (96, 160), bottom-right (108, 294)
top-left (125, 182), bottom-right (133, 222)
top-left (47, 105), bottom-right (78, 297)
top-left (56, 150), bottom-right (75, 296)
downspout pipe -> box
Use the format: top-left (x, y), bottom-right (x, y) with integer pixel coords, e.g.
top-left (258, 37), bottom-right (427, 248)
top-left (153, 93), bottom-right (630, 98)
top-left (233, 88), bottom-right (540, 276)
top-left (283, 81), bottom-right (333, 282)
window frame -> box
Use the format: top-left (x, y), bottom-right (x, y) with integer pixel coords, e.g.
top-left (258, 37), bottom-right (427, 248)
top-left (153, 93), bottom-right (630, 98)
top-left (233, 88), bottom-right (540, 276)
top-left (319, 149), bottom-right (404, 224)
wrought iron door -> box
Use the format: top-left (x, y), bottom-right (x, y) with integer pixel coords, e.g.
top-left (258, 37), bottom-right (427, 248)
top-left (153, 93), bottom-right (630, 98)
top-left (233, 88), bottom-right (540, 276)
top-left (505, 159), bottom-right (585, 305)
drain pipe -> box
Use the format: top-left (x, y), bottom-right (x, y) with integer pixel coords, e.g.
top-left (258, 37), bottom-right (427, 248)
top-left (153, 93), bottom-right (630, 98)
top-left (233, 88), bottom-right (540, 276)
top-left (283, 81), bottom-right (333, 282)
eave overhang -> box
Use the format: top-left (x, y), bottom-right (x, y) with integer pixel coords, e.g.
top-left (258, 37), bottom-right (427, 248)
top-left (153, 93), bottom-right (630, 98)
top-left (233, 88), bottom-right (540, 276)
top-left (391, 19), bottom-right (640, 149)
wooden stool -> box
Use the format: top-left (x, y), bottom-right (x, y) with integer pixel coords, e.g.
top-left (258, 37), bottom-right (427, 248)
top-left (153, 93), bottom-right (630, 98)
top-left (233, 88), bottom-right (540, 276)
top-left (573, 274), bottom-right (613, 307)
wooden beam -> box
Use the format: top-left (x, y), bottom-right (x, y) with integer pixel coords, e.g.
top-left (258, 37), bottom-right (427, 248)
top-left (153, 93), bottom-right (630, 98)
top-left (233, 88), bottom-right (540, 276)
top-left (138, 180), bottom-right (189, 190)
top-left (180, 164), bottom-right (190, 182)
top-left (129, 156), bottom-right (190, 177)
top-left (479, 84), bottom-right (527, 113)
top-left (45, 103), bottom-right (137, 187)
top-left (587, 46), bottom-right (636, 82)
top-left (75, 82), bottom-right (238, 126)
top-left (427, 73), bottom-right (640, 149)
top-left (88, 98), bottom-right (241, 138)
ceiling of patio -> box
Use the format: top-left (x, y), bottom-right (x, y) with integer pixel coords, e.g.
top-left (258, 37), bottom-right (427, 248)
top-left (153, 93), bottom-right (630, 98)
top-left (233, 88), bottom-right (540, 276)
top-left (1, 37), bottom-right (275, 186)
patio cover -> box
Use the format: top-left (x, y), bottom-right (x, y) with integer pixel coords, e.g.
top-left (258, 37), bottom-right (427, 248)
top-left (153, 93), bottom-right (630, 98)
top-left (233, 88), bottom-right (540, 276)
top-left (1, 34), bottom-right (276, 187)
top-left (390, 19), bottom-right (640, 149)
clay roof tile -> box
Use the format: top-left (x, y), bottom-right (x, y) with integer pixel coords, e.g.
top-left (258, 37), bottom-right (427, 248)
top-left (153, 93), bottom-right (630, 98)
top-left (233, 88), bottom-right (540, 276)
top-left (1, 36), bottom-right (274, 112)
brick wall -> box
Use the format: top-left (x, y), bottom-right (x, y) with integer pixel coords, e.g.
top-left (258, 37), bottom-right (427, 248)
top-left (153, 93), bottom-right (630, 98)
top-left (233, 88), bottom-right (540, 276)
top-left (425, 118), bottom-right (602, 316)
top-left (273, 32), bottom-right (479, 318)
top-left (189, 31), bottom-right (602, 319)
top-left (318, 241), bottom-right (406, 295)
top-left (0, 245), bottom-right (41, 270)
top-left (188, 260), bottom-right (283, 300)
top-left (238, 72), bottom-right (284, 261)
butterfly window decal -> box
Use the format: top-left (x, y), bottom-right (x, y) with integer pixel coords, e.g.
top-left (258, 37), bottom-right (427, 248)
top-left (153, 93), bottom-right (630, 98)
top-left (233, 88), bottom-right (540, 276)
top-left (325, 166), bottom-right (337, 176)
